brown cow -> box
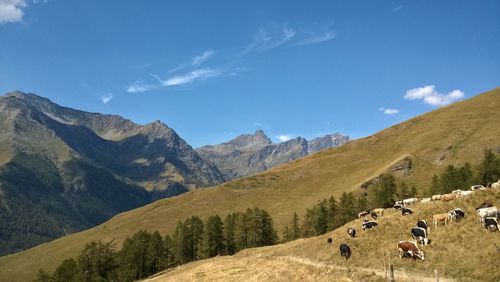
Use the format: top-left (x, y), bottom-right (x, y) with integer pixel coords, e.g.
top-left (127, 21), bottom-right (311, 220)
top-left (440, 193), bottom-right (456, 202)
top-left (433, 213), bottom-right (448, 227)
top-left (397, 241), bottom-right (425, 260)
top-left (372, 208), bottom-right (384, 217)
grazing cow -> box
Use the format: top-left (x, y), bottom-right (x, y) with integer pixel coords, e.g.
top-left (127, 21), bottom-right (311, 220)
top-left (347, 228), bottom-right (356, 238)
top-left (440, 193), bottom-right (456, 202)
top-left (373, 208), bottom-right (384, 216)
top-left (358, 210), bottom-right (370, 218)
top-left (339, 243), bottom-right (352, 260)
top-left (327, 237), bottom-right (333, 244)
top-left (452, 189), bottom-right (463, 195)
top-left (411, 227), bottom-right (429, 245)
top-left (477, 207), bottom-right (498, 223)
top-left (362, 221), bottom-right (378, 230)
top-left (460, 190), bottom-right (474, 197)
top-left (420, 198), bottom-right (432, 203)
top-left (401, 207), bottom-right (413, 216)
top-left (417, 220), bottom-right (430, 234)
top-left (403, 198), bottom-right (419, 206)
top-left (395, 201), bottom-right (403, 206)
top-left (448, 208), bottom-right (466, 222)
top-left (433, 213), bottom-right (448, 227)
top-left (397, 241), bottom-right (425, 261)
top-left (476, 201), bottom-right (493, 210)
top-left (492, 182), bottom-right (500, 189)
top-left (371, 211), bottom-right (378, 220)
top-left (431, 194), bottom-right (443, 201)
top-left (471, 185), bottom-right (486, 191)
top-left (393, 204), bottom-right (403, 210)
top-left (483, 217), bottom-right (498, 232)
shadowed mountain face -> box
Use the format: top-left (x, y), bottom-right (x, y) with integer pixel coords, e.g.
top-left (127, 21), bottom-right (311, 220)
top-left (0, 91), bottom-right (224, 255)
top-left (196, 130), bottom-right (350, 180)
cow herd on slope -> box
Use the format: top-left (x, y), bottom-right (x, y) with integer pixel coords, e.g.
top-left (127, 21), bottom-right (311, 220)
top-left (328, 181), bottom-right (500, 262)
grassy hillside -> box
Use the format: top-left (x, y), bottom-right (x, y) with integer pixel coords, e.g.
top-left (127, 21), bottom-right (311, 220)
top-left (147, 189), bottom-right (500, 282)
top-left (0, 88), bottom-right (499, 281)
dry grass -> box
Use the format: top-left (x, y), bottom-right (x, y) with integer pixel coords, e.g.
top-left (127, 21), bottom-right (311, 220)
top-left (0, 88), bottom-right (499, 281)
top-left (148, 189), bottom-right (500, 282)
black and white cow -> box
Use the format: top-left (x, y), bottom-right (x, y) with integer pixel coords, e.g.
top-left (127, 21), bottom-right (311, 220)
top-left (483, 217), bottom-right (498, 232)
top-left (347, 228), bottom-right (356, 238)
top-left (401, 207), bottom-right (413, 216)
top-left (393, 204), bottom-right (403, 210)
top-left (339, 243), bottom-right (352, 260)
top-left (358, 210), bottom-right (370, 218)
top-left (411, 227), bottom-right (429, 245)
top-left (362, 221), bottom-right (378, 230)
top-left (448, 208), bottom-right (466, 221)
top-left (417, 220), bottom-right (430, 234)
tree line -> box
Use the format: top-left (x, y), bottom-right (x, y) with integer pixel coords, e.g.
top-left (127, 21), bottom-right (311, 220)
top-left (34, 208), bottom-right (277, 282)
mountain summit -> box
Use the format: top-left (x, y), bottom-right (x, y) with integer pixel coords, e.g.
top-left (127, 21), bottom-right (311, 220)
top-left (0, 91), bottom-right (223, 255)
top-left (196, 130), bottom-right (350, 180)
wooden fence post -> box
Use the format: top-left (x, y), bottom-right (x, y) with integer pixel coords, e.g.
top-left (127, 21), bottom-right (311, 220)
top-left (389, 264), bottom-right (395, 282)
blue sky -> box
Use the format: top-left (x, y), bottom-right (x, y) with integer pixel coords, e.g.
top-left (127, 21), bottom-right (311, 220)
top-left (1, 1), bottom-right (499, 147)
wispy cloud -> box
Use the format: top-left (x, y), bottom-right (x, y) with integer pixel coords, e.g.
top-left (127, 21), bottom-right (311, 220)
top-left (392, 5), bottom-right (403, 12)
top-left (378, 107), bottom-right (399, 115)
top-left (100, 93), bottom-right (114, 104)
top-left (192, 50), bottom-right (214, 66)
top-left (0, 0), bottom-right (26, 24)
top-left (242, 25), bottom-right (296, 55)
top-left (404, 85), bottom-right (465, 106)
top-left (127, 68), bottom-right (220, 93)
top-left (292, 30), bottom-right (336, 46)
top-left (276, 135), bottom-right (292, 142)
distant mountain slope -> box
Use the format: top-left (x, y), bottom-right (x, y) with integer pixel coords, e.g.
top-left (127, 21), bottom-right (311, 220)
top-left (0, 88), bottom-right (499, 281)
top-left (0, 91), bottom-right (223, 255)
top-left (196, 130), bottom-right (349, 179)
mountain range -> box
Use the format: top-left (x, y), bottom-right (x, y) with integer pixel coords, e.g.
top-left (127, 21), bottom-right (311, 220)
top-left (196, 130), bottom-right (350, 180)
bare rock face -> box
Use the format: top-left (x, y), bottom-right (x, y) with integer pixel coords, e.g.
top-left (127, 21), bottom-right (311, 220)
top-left (196, 131), bottom-right (350, 180)
top-left (0, 91), bottom-right (224, 255)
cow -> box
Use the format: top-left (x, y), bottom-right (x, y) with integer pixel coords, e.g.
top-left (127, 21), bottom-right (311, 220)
top-left (477, 207), bottom-right (498, 223)
top-left (362, 221), bottom-right (378, 230)
top-left (358, 210), bottom-right (370, 218)
top-left (476, 201), bottom-right (493, 210)
top-left (433, 213), bottom-right (448, 227)
top-left (339, 243), bottom-right (352, 260)
top-left (483, 217), bottom-right (498, 232)
top-left (471, 185), bottom-right (486, 191)
top-left (395, 200), bottom-right (403, 206)
top-left (431, 194), bottom-right (443, 201)
top-left (397, 241), bottom-right (425, 261)
top-left (448, 208), bottom-right (466, 222)
top-left (452, 189), bottom-right (463, 195)
top-left (347, 228), bottom-right (356, 238)
top-left (372, 208), bottom-right (384, 217)
top-left (371, 211), bottom-right (378, 220)
top-left (327, 237), bottom-right (333, 244)
top-left (420, 198), bottom-right (432, 203)
top-left (393, 204), bottom-right (403, 210)
top-left (417, 220), bottom-right (430, 234)
top-left (411, 227), bottom-right (429, 245)
top-left (401, 207), bottom-right (413, 216)
top-left (460, 190), bottom-right (474, 197)
top-left (492, 182), bottom-right (500, 189)
top-left (403, 198), bottom-right (419, 206)
top-left (440, 193), bottom-right (456, 202)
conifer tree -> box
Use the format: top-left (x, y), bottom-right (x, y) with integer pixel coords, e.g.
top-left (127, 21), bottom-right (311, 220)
top-left (478, 149), bottom-right (500, 185)
top-left (224, 213), bottom-right (236, 255)
top-left (52, 258), bottom-right (82, 282)
top-left (202, 215), bottom-right (225, 258)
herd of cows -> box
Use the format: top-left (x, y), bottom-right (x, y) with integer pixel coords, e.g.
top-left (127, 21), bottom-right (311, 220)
top-left (329, 181), bottom-right (500, 262)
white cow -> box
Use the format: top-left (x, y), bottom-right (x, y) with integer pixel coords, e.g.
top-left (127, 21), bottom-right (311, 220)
top-left (460, 190), bottom-right (474, 196)
top-left (420, 198), bottom-right (432, 203)
top-left (492, 182), bottom-right (500, 189)
top-left (477, 207), bottom-right (498, 223)
top-left (403, 198), bottom-right (419, 205)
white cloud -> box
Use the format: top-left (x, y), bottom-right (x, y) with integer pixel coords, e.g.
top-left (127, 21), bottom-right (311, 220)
top-left (276, 135), bottom-right (292, 142)
top-left (404, 85), bottom-right (465, 106)
top-left (293, 30), bottom-right (336, 46)
top-left (127, 68), bottom-right (220, 93)
top-left (392, 5), bottom-right (403, 12)
top-left (0, 0), bottom-right (26, 24)
top-left (378, 107), bottom-right (399, 115)
top-left (192, 50), bottom-right (214, 66)
top-left (100, 93), bottom-right (113, 104)
top-left (241, 25), bottom-right (296, 54)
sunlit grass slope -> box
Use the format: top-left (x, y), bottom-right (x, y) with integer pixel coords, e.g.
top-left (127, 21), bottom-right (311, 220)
top-left (0, 88), bottom-right (499, 281)
top-left (147, 189), bottom-right (500, 282)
